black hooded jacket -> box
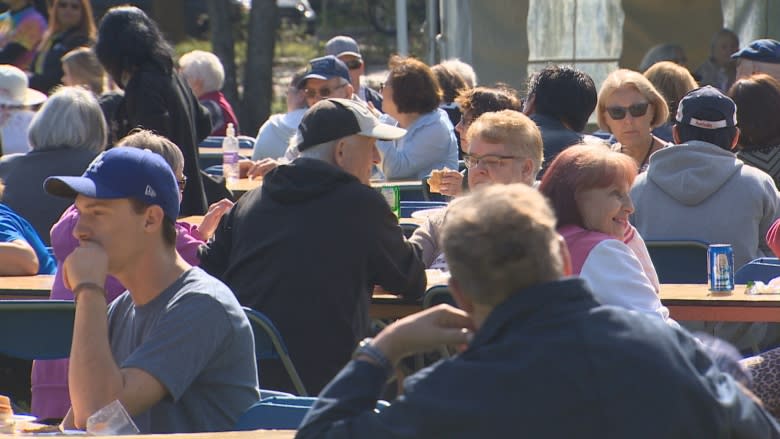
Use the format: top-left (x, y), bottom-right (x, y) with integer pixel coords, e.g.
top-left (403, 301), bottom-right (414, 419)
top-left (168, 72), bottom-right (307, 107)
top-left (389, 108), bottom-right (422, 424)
top-left (200, 158), bottom-right (426, 393)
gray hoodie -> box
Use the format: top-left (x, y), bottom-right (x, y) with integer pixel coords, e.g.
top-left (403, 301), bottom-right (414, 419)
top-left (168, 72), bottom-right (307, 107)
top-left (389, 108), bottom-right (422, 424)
top-left (631, 140), bottom-right (780, 268)
top-left (632, 140), bottom-right (780, 352)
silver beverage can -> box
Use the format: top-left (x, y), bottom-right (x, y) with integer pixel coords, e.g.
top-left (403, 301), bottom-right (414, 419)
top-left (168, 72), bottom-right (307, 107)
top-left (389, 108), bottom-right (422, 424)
top-left (708, 244), bottom-right (734, 292)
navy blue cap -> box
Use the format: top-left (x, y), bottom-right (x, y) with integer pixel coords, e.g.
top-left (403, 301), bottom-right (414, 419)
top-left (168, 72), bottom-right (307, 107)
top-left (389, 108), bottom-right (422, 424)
top-left (44, 147), bottom-right (180, 221)
top-left (675, 85), bottom-right (737, 129)
top-left (299, 55), bottom-right (351, 87)
top-left (731, 39), bottom-right (780, 63)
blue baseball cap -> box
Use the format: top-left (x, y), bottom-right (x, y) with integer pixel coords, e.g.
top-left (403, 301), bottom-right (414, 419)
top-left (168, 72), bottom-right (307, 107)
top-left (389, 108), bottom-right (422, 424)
top-left (675, 86), bottom-right (737, 130)
top-left (44, 147), bottom-right (180, 221)
top-left (299, 55), bottom-right (351, 87)
top-left (731, 39), bottom-right (780, 64)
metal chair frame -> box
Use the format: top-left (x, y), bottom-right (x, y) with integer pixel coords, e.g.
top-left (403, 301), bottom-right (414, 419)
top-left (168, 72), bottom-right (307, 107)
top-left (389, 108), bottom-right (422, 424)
top-left (243, 307), bottom-right (308, 396)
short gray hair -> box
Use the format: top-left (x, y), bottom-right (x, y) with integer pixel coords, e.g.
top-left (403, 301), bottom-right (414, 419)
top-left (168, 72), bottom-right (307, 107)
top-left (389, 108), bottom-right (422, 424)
top-left (28, 86), bottom-right (107, 153)
top-left (440, 58), bottom-right (477, 89)
top-left (178, 50), bottom-right (225, 93)
top-left (298, 138), bottom-right (338, 164)
top-left (442, 183), bottom-right (563, 305)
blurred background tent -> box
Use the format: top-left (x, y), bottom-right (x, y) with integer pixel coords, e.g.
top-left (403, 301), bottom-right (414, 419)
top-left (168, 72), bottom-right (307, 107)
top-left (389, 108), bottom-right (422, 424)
top-left (434, 0), bottom-right (780, 93)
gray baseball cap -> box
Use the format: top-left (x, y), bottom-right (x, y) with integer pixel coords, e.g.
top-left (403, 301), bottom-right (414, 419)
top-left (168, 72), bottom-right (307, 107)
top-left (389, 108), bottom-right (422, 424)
top-left (325, 35), bottom-right (362, 59)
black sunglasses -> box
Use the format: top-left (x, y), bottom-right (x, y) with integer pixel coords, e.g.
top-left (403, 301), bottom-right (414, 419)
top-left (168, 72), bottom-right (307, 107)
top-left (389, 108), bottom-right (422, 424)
top-left (303, 83), bottom-right (347, 99)
top-left (57, 1), bottom-right (81, 9)
top-left (606, 102), bottom-right (650, 120)
top-left (344, 59), bottom-right (362, 70)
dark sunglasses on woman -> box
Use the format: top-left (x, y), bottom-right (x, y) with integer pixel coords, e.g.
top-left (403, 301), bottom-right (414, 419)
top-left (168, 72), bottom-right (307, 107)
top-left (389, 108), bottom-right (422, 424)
top-left (606, 102), bottom-right (649, 120)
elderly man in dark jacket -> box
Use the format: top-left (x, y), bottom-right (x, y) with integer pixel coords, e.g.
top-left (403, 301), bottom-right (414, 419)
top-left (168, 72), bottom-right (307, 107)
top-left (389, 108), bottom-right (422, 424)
top-left (200, 98), bottom-right (426, 394)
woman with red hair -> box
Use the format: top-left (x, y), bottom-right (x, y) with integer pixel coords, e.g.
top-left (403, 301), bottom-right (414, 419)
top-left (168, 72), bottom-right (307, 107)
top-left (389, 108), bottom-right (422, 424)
top-left (539, 144), bottom-right (672, 323)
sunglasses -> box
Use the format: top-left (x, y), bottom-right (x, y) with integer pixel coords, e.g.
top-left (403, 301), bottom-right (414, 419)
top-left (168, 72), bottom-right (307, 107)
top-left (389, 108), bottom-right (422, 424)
top-left (177, 175), bottom-right (187, 191)
top-left (605, 102), bottom-right (650, 120)
top-left (303, 82), bottom-right (347, 99)
top-left (57, 1), bottom-right (81, 10)
top-left (343, 59), bottom-right (362, 70)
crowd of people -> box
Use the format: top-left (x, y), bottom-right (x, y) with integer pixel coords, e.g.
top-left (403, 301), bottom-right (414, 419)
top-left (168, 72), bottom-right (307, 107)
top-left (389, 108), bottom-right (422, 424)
top-left (1, 3), bottom-right (780, 436)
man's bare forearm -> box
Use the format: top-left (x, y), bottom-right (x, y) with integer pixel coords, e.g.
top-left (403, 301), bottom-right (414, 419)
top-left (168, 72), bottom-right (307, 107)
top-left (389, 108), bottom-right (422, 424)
top-left (68, 287), bottom-right (124, 429)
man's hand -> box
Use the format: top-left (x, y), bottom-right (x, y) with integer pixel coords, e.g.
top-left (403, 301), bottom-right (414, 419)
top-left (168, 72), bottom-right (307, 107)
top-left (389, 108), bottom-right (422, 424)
top-left (63, 242), bottom-right (108, 291)
top-left (246, 158), bottom-right (280, 180)
top-left (197, 198), bottom-right (234, 241)
top-left (371, 304), bottom-right (475, 365)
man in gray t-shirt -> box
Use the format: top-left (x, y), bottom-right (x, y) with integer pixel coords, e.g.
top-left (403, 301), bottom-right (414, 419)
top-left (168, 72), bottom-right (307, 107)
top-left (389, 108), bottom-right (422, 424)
top-left (44, 147), bottom-right (260, 433)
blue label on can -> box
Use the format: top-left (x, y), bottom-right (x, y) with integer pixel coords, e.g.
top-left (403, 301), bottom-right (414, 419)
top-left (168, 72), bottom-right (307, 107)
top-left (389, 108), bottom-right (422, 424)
top-left (708, 244), bottom-right (734, 292)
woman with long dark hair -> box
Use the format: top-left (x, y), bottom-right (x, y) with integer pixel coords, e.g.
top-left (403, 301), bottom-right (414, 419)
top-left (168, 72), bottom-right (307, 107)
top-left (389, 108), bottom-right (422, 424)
top-left (94, 6), bottom-right (211, 215)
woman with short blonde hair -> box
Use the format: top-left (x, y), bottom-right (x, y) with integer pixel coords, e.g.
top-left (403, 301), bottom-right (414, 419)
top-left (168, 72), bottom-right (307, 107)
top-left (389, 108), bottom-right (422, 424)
top-left (597, 69), bottom-right (670, 171)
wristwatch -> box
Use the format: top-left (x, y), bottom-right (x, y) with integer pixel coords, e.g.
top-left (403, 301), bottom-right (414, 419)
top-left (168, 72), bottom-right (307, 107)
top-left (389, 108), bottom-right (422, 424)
top-left (352, 337), bottom-right (394, 377)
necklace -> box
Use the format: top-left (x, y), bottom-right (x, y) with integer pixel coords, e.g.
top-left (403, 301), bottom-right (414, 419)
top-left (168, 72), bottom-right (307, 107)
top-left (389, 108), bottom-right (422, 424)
top-left (622, 137), bottom-right (655, 170)
top-left (639, 136), bottom-right (655, 170)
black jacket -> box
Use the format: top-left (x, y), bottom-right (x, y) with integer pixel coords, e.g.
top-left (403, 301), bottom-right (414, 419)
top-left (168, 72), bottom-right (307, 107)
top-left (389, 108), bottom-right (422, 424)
top-left (200, 158), bottom-right (426, 393)
top-left (298, 279), bottom-right (780, 438)
top-left (28, 29), bottom-right (92, 94)
top-left (115, 65), bottom-right (212, 215)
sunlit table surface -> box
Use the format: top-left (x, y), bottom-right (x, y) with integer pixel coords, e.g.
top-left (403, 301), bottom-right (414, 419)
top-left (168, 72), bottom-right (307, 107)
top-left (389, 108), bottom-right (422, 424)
top-left (371, 283), bottom-right (780, 322)
top-left (659, 283), bottom-right (780, 322)
top-left (0, 274), bottom-right (54, 299)
top-left (0, 428), bottom-right (294, 438)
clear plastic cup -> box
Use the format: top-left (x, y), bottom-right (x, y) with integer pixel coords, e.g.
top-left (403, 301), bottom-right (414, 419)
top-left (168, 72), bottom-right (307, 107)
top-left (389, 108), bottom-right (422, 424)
top-left (86, 400), bottom-right (140, 435)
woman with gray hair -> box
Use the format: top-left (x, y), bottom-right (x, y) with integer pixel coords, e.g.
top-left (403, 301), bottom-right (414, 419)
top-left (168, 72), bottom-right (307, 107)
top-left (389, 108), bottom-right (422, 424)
top-left (0, 85), bottom-right (106, 244)
top-left (178, 49), bottom-right (239, 136)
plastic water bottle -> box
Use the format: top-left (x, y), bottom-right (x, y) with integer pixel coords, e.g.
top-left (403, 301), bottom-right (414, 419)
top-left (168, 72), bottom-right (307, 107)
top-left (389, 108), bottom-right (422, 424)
top-left (222, 123), bottom-right (239, 185)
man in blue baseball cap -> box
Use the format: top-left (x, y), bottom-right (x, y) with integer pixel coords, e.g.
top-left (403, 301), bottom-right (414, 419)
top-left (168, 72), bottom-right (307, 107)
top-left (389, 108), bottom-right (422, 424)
top-left (631, 86), bottom-right (780, 352)
top-left (732, 38), bottom-right (780, 82)
top-left (298, 54), bottom-right (355, 107)
top-left (44, 147), bottom-right (260, 434)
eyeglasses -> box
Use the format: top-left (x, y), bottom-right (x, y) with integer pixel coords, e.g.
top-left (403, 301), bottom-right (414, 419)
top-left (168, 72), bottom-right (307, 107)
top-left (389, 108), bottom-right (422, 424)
top-left (605, 102), bottom-right (650, 120)
top-left (303, 82), bottom-right (347, 99)
top-left (177, 175), bottom-right (187, 191)
top-left (57, 1), bottom-right (81, 10)
top-left (344, 59), bottom-right (362, 70)
top-left (463, 153), bottom-right (521, 170)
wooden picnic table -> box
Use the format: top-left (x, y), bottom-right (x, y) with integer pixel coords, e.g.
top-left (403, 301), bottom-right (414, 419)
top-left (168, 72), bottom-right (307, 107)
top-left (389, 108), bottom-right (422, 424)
top-left (223, 177), bottom-right (425, 199)
top-left (0, 275), bottom-right (54, 299)
top-left (9, 275), bottom-right (772, 323)
top-left (370, 283), bottom-right (780, 322)
top-left (180, 215), bottom-right (425, 228)
top-left (660, 284), bottom-right (780, 322)
top-left (0, 428), bottom-right (294, 438)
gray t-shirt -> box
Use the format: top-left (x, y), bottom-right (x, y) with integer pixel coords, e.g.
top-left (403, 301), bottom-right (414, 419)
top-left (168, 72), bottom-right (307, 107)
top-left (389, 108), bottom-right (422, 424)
top-left (107, 267), bottom-right (260, 433)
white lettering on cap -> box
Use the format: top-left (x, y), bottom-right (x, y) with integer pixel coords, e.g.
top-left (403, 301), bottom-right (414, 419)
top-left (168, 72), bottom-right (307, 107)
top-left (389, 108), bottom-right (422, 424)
top-left (144, 185), bottom-right (157, 198)
top-left (688, 117), bottom-right (728, 129)
top-left (86, 158), bottom-right (104, 173)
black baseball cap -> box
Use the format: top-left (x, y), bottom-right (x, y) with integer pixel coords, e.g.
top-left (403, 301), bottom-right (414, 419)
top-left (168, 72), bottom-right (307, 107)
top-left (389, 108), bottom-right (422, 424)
top-left (297, 98), bottom-right (406, 151)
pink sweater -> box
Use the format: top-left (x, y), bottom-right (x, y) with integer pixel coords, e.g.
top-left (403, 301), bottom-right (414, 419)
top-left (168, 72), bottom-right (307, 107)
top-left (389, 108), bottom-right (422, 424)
top-left (560, 224), bottom-right (670, 323)
top-left (30, 205), bottom-right (204, 420)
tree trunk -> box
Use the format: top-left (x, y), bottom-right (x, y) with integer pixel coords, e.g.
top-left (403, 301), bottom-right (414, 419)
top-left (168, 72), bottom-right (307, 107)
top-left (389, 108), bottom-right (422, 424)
top-left (241, 0), bottom-right (278, 135)
top-left (206, 0), bottom-right (239, 113)
top-left (151, 0), bottom-right (187, 43)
